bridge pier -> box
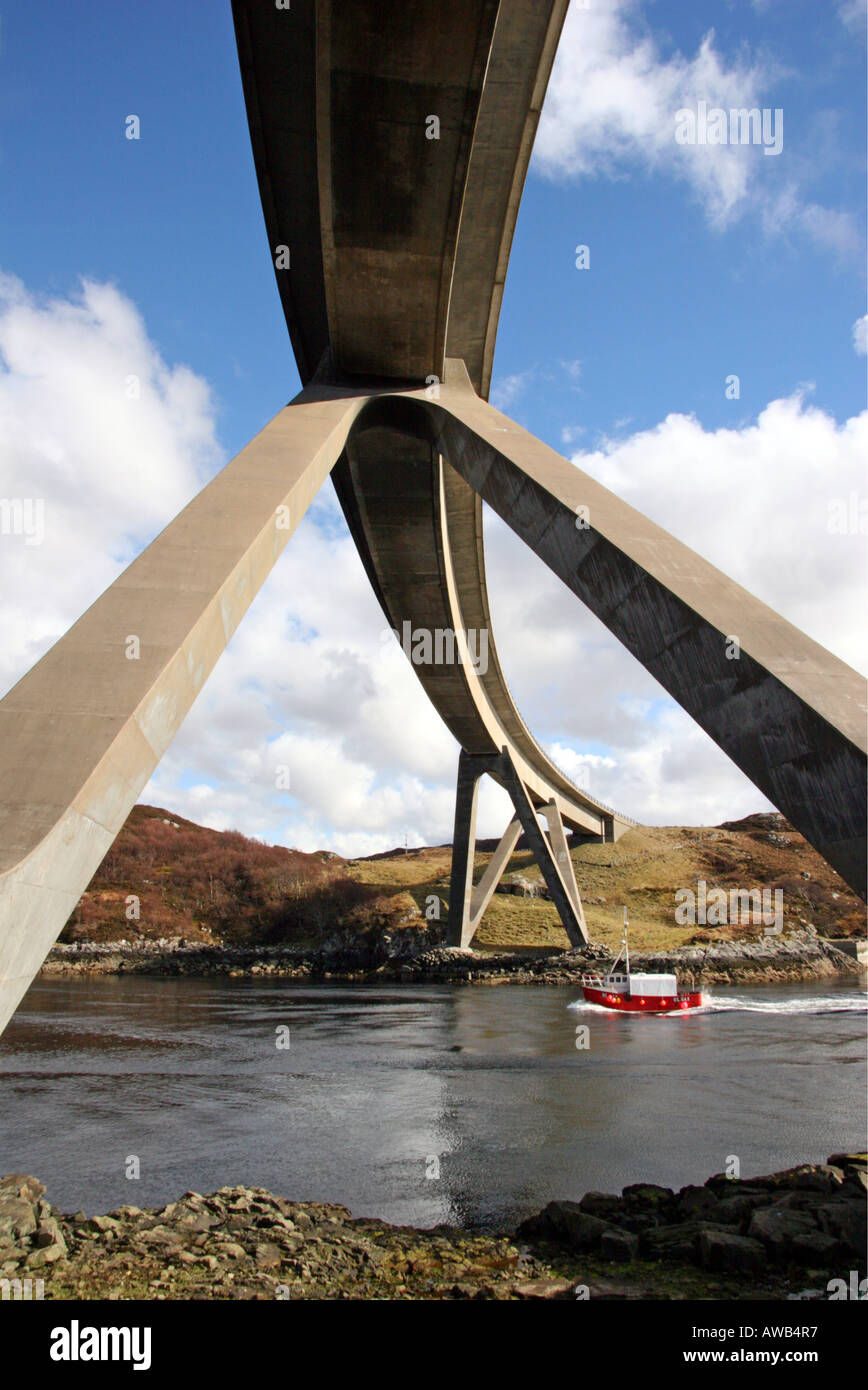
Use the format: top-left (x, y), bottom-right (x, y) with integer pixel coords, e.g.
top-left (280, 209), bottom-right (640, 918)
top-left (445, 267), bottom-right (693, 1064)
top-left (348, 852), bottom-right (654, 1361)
top-left (0, 384), bottom-right (369, 1039)
top-left (447, 747), bottom-right (589, 949)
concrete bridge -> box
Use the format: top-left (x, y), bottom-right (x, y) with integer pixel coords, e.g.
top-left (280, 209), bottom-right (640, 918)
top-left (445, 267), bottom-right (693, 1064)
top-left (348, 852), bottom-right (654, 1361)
top-left (0, 0), bottom-right (864, 1037)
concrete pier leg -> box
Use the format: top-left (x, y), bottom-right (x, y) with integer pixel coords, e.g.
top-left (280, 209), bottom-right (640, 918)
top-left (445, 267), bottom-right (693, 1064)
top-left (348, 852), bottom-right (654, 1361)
top-left (446, 750), bottom-right (487, 948)
top-left (467, 817), bottom-right (523, 942)
top-left (542, 799), bottom-right (588, 939)
top-left (0, 384), bottom-right (369, 1038)
top-left (426, 365), bottom-right (867, 899)
top-left (496, 752), bottom-right (588, 946)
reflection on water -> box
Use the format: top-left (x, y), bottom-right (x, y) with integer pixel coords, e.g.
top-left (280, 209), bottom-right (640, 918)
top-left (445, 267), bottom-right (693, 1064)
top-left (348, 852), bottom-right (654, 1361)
top-left (0, 975), bottom-right (864, 1230)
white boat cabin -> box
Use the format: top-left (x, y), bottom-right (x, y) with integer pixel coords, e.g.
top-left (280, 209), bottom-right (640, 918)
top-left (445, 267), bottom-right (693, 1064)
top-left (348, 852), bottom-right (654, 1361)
top-left (627, 973), bottom-right (677, 997)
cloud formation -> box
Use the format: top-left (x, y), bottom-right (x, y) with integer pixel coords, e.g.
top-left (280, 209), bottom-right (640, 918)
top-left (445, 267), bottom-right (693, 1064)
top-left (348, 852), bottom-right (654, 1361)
top-left (0, 273), bottom-right (221, 692)
top-left (837, 0), bottom-right (868, 32)
top-left (535, 0), bottom-right (858, 253)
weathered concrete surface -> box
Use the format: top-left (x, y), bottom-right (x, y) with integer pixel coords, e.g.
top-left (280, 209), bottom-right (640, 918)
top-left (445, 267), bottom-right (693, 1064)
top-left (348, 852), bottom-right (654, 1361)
top-left (0, 361), bottom-right (620, 1038)
top-left (231, 0), bottom-right (636, 951)
top-left (232, 1), bottom-right (865, 893)
top-left (315, 0), bottom-right (498, 380)
top-left (444, 0), bottom-right (569, 398)
top-left (232, 0), bottom-right (569, 393)
top-left (0, 386), bottom-right (370, 1039)
top-left (233, 0), bottom-right (327, 385)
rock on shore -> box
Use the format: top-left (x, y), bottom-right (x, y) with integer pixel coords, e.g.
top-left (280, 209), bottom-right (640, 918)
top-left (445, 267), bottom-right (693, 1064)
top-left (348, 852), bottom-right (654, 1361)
top-left (1, 1155), bottom-right (864, 1301)
top-left (518, 1153), bottom-right (867, 1286)
top-left (40, 927), bottom-right (864, 986)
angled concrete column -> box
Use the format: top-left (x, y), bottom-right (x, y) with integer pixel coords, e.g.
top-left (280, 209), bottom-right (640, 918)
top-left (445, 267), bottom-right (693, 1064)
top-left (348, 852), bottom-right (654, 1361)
top-left (447, 750), bottom-right (487, 948)
top-left (425, 364), bottom-right (868, 899)
top-left (542, 800), bottom-right (588, 939)
top-left (495, 752), bottom-right (588, 947)
top-left (0, 384), bottom-right (369, 1038)
top-left (467, 817), bottom-right (522, 941)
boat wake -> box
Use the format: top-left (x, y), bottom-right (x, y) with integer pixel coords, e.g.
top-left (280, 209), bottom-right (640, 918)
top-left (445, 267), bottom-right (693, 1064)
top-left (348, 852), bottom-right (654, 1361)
top-left (568, 992), bottom-right (867, 1017)
top-left (691, 993), bottom-right (866, 1017)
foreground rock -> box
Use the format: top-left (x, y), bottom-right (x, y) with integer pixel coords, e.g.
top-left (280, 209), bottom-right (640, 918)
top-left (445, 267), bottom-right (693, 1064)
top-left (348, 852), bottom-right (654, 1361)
top-left (40, 926), bottom-right (864, 987)
top-left (1, 1155), bottom-right (863, 1301)
top-left (518, 1154), bottom-right (867, 1290)
top-left (0, 1175), bottom-right (68, 1272)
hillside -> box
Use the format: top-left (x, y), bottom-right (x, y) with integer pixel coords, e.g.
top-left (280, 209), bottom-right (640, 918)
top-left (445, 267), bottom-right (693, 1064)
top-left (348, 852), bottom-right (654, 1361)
top-left (59, 806), bottom-right (864, 954)
top-left (60, 805), bottom-right (423, 950)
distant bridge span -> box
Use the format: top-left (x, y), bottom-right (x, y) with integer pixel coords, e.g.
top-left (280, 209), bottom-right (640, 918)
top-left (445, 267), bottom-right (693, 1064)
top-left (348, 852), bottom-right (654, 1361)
top-left (0, 1), bottom-right (864, 1038)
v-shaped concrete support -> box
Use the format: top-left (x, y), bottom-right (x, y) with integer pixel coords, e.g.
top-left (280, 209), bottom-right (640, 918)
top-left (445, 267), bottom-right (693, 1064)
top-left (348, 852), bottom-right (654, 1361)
top-left (446, 747), bottom-right (589, 948)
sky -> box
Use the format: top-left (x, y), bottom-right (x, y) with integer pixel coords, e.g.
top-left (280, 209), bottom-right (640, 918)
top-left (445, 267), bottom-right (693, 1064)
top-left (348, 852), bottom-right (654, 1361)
top-left (0, 0), bottom-right (866, 856)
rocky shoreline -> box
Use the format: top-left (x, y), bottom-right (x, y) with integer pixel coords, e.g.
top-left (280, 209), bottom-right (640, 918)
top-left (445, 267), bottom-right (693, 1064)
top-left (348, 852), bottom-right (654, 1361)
top-left (39, 928), bottom-right (865, 987)
top-left (1, 1154), bottom-right (864, 1301)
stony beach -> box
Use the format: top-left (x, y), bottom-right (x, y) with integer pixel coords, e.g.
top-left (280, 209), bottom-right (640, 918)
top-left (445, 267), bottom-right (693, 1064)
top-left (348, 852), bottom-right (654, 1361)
top-left (2, 1154), bottom-right (864, 1301)
top-left (39, 927), bottom-right (865, 988)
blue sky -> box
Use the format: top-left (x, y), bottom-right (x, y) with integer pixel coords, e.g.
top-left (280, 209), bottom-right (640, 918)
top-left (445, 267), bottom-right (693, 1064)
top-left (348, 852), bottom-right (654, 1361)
top-left (1, 1), bottom-right (866, 853)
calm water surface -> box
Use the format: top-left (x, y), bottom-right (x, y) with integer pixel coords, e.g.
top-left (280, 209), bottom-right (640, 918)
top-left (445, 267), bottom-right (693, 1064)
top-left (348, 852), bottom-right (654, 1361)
top-left (0, 975), bottom-right (864, 1230)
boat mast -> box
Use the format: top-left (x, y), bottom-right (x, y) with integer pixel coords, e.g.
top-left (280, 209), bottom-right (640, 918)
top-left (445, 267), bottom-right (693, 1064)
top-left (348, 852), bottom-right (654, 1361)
top-left (623, 905), bottom-right (630, 975)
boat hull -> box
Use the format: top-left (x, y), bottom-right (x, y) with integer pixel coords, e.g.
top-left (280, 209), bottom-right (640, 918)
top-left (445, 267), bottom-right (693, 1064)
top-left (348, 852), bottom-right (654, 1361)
top-left (581, 985), bottom-right (703, 1012)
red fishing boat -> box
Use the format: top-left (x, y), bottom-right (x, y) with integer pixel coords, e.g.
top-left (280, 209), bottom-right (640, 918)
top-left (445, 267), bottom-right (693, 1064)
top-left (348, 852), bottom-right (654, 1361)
top-left (579, 918), bottom-right (703, 1013)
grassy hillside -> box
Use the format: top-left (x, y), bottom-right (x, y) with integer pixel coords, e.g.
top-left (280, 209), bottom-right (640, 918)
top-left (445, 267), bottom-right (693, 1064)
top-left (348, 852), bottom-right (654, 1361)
top-left (60, 806), bottom-right (864, 953)
top-left (347, 814), bottom-right (863, 951)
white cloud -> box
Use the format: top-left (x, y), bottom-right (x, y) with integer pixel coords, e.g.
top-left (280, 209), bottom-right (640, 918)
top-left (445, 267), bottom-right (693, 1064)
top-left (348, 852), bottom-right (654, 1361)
top-left (760, 188), bottom-right (860, 257)
top-left (490, 368), bottom-right (535, 412)
top-left (0, 274), bottom-right (463, 857)
top-left (140, 493), bottom-right (464, 854)
top-left (0, 273), bottom-right (222, 691)
top-left (491, 360), bottom-right (584, 417)
top-left (574, 392), bottom-right (867, 671)
top-left (837, 0), bottom-right (867, 32)
top-left (561, 425), bottom-right (586, 447)
top-left (536, 2), bottom-right (769, 224)
top-left (853, 313), bottom-right (868, 355)
top-left (535, 0), bottom-right (857, 252)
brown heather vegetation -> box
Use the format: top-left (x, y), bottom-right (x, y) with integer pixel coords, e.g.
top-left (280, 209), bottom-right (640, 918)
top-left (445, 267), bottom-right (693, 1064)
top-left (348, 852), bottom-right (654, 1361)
top-left (60, 807), bottom-right (864, 953)
top-left (60, 806), bottom-right (400, 949)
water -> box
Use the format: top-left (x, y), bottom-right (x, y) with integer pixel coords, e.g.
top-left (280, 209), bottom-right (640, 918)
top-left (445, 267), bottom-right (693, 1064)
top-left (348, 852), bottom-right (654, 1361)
top-left (0, 975), bottom-right (864, 1230)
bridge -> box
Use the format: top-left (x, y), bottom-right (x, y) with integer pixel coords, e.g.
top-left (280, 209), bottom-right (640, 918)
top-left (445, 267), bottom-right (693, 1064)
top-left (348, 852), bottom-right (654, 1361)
top-left (0, 0), bottom-right (864, 1037)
